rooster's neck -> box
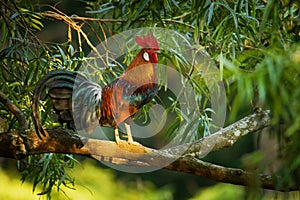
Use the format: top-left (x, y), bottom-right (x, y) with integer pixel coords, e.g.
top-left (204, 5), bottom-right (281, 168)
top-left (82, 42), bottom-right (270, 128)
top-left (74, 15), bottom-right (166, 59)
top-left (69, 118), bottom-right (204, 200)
top-left (123, 50), bottom-right (157, 85)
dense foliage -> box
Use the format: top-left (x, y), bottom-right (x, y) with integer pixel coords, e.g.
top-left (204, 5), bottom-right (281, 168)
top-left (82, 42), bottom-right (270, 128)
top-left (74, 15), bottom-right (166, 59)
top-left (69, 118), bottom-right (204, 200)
top-left (0, 0), bottom-right (299, 199)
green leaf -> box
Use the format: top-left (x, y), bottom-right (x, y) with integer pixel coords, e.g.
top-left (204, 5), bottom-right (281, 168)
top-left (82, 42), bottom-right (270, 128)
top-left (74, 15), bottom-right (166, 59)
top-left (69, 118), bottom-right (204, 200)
top-left (217, 2), bottom-right (239, 30)
top-left (207, 3), bottom-right (214, 25)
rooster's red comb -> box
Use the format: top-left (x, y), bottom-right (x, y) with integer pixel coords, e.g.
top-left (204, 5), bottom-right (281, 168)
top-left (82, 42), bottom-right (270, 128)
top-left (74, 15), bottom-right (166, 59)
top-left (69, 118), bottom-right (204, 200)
top-left (135, 32), bottom-right (159, 50)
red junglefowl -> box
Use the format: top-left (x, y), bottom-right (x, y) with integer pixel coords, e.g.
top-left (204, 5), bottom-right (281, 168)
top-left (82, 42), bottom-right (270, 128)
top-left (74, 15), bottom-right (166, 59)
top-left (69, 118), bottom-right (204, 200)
top-left (32, 33), bottom-right (160, 144)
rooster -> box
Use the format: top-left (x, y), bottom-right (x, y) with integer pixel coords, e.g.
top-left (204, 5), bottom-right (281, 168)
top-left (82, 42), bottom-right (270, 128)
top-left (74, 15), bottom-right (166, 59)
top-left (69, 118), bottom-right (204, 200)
top-left (32, 33), bottom-right (160, 144)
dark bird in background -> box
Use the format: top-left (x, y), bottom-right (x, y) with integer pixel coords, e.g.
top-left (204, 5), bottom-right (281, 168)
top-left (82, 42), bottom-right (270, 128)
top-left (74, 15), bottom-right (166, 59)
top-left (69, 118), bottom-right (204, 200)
top-left (32, 33), bottom-right (160, 144)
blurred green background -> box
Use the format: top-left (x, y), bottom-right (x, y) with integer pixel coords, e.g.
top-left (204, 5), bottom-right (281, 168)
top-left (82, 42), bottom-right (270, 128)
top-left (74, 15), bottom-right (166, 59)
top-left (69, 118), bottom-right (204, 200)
top-left (1, 157), bottom-right (299, 200)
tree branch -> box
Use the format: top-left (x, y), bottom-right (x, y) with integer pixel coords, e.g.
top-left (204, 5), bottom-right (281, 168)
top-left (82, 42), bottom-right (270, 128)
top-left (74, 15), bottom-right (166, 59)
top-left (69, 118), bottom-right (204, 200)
top-left (163, 110), bottom-right (271, 157)
top-left (0, 91), bottom-right (28, 130)
top-left (165, 156), bottom-right (296, 191)
top-left (0, 110), bottom-right (296, 191)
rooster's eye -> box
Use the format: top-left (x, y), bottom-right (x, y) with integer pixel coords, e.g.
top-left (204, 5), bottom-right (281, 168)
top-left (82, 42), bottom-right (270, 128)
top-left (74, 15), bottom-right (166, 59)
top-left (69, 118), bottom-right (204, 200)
top-left (143, 51), bottom-right (150, 62)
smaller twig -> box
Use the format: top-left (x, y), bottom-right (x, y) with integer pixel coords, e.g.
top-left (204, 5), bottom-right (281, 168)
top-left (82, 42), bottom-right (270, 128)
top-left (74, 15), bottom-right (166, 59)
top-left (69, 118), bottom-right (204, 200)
top-left (169, 11), bottom-right (193, 20)
top-left (41, 12), bottom-right (127, 23)
top-left (42, 10), bottom-right (106, 65)
top-left (162, 19), bottom-right (195, 29)
top-left (0, 91), bottom-right (28, 130)
top-left (40, 11), bottom-right (196, 29)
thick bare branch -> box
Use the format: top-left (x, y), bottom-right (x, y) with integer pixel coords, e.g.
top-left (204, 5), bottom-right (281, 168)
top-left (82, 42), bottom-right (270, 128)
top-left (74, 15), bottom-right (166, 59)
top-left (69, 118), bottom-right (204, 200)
top-left (0, 110), bottom-right (296, 191)
top-left (165, 156), bottom-right (297, 191)
top-left (164, 110), bottom-right (271, 157)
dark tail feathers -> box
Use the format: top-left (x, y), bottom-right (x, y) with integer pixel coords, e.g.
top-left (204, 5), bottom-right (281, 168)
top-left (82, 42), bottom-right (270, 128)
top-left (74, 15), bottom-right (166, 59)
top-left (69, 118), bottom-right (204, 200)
top-left (32, 70), bottom-right (89, 139)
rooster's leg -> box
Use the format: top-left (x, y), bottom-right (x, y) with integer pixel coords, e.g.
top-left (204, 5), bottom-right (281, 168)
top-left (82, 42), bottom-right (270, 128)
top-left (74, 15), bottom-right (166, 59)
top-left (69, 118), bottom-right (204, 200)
top-left (125, 123), bottom-right (134, 144)
top-left (114, 128), bottom-right (121, 144)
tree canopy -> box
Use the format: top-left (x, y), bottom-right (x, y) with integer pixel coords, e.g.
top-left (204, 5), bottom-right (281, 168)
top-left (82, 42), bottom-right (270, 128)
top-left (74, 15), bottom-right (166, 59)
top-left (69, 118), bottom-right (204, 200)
top-left (0, 0), bottom-right (300, 199)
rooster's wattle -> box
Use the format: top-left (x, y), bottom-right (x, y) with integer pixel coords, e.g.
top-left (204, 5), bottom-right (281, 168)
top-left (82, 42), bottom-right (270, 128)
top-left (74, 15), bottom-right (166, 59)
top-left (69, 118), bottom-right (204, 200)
top-left (32, 33), bottom-right (159, 144)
